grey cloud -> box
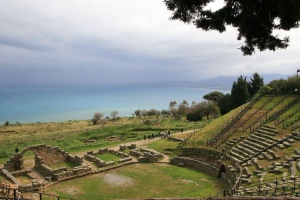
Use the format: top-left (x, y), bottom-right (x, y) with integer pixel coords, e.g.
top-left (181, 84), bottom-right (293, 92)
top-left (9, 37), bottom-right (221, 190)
top-left (0, 0), bottom-right (299, 86)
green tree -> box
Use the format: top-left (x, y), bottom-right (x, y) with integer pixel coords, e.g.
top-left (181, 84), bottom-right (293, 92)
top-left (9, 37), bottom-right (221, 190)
top-left (217, 93), bottom-right (231, 115)
top-left (141, 109), bottom-right (148, 119)
top-left (199, 101), bottom-right (220, 119)
top-left (268, 75), bottom-right (299, 94)
top-left (169, 100), bottom-right (178, 118)
top-left (230, 75), bottom-right (250, 109)
top-left (164, 0), bottom-right (300, 55)
top-left (4, 121), bottom-right (10, 126)
top-left (186, 104), bottom-right (202, 122)
top-left (161, 109), bottom-right (170, 117)
top-left (147, 109), bottom-right (158, 118)
top-left (92, 112), bottom-right (103, 125)
top-left (203, 91), bottom-right (225, 102)
top-left (248, 73), bottom-right (264, 96)
top-left (134, 109), bottom-right (142, 118)
top-left (177, 100), bottom-right (189, 116)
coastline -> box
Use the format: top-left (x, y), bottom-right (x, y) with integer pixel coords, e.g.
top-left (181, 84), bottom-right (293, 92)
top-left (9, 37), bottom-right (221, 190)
top-left (0, 84), bottom-right (230, 125)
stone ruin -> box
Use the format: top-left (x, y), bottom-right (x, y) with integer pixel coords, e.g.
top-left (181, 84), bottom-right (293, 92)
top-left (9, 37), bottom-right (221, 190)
top-left (84, 147), bottom-right (133, 168)
top-left (0, 142), bottom-right (237, 198)
top-left (130, 147), bottom-right (164, 162)
top-left (0, 144), bottom-right (91, 190)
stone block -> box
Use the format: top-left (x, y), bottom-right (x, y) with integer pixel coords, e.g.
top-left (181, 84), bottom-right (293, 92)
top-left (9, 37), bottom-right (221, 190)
top-left (106, 161), bottom-right (115, 166)
top-left (119, 145), bottom-right (126, 151)
top-left (98, 148), bottom-right (108, 154)
top-left (127, 144), bottom-right (136, 149)
top-left (118, 157), bottom-right (132, 163)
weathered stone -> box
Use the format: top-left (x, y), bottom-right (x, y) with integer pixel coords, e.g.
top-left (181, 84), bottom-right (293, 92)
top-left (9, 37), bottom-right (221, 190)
top-left (119, 145), bottom-right (126, 151)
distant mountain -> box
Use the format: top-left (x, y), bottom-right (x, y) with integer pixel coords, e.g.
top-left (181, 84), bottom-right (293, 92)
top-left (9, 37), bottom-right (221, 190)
top-left (196, 74), bottom-right (289, 90)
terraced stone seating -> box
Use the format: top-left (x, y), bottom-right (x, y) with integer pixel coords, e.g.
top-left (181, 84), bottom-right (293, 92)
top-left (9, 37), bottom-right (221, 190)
top-left (229, 126), bottom-right (279, 163)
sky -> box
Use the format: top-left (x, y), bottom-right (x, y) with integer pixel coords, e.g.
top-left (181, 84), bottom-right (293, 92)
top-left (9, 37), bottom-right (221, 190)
top-left (0, 0), bottom-right (300, 86)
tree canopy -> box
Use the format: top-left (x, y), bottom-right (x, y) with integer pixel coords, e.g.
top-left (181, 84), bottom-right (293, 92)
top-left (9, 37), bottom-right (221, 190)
top-left (248, 73), bottom-right (264, 96)
top-left (164, 0), bottom-right (300, 55)
top-left (230, 75), bottom-right (249, 109)
top-left (203, 91), bottom-right (225, 102)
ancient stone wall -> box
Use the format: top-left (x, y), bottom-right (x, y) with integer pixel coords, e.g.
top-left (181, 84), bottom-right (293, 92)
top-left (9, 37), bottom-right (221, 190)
top-left (3, 144), bottom-right (84, 174)
top-left (170, 156), bottom-right (220, 177)
top-left (1, 144), bottom-right (91, 189)
top-left (181, 147), bottom-right (223, 163)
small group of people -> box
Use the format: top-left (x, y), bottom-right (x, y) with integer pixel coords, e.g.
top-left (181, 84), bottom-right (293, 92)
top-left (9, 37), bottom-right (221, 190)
top-left (158, 130), bottom-right (171, 139)
top-left (143, 128), bottom-right (183, 141)
top-left (144, 133), bottom-right (156, 141)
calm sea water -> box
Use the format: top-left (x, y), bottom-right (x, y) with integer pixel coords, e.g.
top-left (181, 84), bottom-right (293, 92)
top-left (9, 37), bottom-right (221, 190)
top-left (0, 85), bottom-right (229, 124)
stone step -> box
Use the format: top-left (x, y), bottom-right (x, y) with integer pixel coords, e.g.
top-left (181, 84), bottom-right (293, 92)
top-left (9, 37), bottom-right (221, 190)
top-left (283, 141), bottom-right (291, 148)
top-left (260, 125), bottom-right (279, 134)
top-left (235, 145), bottom-right (256, 156)
top-left (243, 139), bottom-right (266, 151)
top-left (294, 136), bottom-right (300, 141)
top-left (254, 132), bottom-right (280, 143)
top-left (256, 129), bottom-right (276, 137)
top-left (249, 135), bottom-right (275, 147)
top-left (293, 154), bottom-right (300, 160)
top-left (268, 149), bottom-right (280, 159)
top-left (239, 142), bottom-right (261, 154)
top-left (287, 138), bottom-right (295, 143)
top-left (262, 151), bottom-right (273, 160)
top-left (230, 151), bottom-right (245, 163)
top-left (251, 159), bottom-right (264, 171)
top-left (251, 133), bottom-right (278, 144)
top-left (231, 147), bottom-right (250, 158)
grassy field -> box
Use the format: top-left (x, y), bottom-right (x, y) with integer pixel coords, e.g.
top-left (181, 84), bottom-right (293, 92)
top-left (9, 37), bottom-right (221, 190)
top-left (42, 163), bottom-right (227, 200)
top-left (0, 117), bottom-right (206, 165)
top-left (143, 139), bottom-right (181, 156)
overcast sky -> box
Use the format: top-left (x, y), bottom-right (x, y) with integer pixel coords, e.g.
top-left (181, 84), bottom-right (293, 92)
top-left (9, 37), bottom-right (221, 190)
top-left (0, 0), bottom-right (299, 86)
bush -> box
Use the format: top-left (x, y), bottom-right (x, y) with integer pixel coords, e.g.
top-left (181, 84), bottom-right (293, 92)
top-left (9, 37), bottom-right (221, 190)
top-left (186, 112), bottom-right (202, 122)
top-left (0, 150), bottom-right (7, 158)
top-left (4, 121), bottom-right (10, 126)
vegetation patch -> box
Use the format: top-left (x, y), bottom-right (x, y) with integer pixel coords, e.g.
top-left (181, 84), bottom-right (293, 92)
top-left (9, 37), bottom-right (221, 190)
top-left (95, 153), bottom-right (121, 162)
top-left (50, 161), bottom-right (78, 169)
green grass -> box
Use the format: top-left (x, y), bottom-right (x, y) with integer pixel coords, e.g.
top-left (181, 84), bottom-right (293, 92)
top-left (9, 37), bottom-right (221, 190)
top-left (144, 139), bottom-right (180, 156)
top-left (43, 163), bottom-right (227, 199)
top-left (0, 117), bottom-right (199, 165)
top-left (95, 153), bottom-right (121, 162)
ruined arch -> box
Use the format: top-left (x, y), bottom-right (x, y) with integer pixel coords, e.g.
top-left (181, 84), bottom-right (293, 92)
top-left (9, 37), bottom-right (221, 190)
top-left (21, 149), bottom-right (36, 170)
top-left (218, 164), bottom-right (227, 178)
top-left (3, 144), bottom-right (74, 172)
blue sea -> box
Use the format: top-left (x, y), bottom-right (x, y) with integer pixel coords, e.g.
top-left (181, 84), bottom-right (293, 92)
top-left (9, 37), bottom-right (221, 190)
top-left (0, 84), bottom-right (229, 124)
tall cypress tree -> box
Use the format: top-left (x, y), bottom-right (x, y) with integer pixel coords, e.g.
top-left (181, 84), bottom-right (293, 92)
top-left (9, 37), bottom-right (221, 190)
top-left (248, 73), bottom-right (264, 96)
top-left (230, 75), bottom-right (250, 109)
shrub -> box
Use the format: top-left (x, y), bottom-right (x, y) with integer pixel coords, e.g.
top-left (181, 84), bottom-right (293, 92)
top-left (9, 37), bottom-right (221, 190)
top-left (4, 121), bottom-right (10, 126)
top-left (0, 150), bottom-right (7, 158)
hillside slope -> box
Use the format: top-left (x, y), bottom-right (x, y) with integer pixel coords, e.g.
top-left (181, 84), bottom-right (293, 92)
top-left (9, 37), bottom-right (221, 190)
top-left (184, 95), bottom-right (300, 192)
